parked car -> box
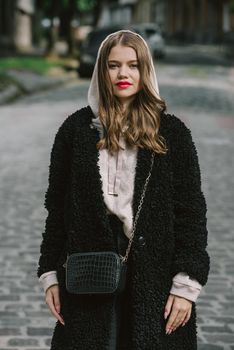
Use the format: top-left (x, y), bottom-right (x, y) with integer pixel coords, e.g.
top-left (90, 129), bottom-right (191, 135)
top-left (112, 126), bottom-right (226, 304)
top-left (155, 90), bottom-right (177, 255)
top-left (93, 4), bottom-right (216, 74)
top-left (78, 24), bottom-right (165, 78)
top-left (132, 23), bottom-right (166, 59)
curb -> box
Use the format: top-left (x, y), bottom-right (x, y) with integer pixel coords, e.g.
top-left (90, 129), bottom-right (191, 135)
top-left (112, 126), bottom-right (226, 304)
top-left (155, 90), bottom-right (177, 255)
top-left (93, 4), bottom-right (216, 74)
top-left (0, 72), bottom-right (78, 106)
top-left (0, 85), bottom-right (21, 105)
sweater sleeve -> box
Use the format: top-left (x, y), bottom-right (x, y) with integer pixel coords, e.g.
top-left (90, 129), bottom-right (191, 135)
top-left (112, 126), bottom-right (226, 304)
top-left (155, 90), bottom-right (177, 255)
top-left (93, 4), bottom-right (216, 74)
top-left (170, 272), bottom-right (202, 302)
top-left (170, 118), bottom-right (210, 286)
top-left (39, 271), bottom-right (58, 293)
top-left (37, 117), bottom-right (72, 278)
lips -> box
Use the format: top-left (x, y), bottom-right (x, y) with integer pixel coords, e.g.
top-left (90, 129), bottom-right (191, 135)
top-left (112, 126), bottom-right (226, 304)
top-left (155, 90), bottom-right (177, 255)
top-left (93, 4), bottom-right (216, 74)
top-left (116, 81), bottom-right (132, 88)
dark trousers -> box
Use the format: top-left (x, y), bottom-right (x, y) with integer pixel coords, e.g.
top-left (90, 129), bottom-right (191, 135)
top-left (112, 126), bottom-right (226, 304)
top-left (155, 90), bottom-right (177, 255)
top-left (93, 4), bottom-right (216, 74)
top-left (107, 214), bottom-right (129, 350)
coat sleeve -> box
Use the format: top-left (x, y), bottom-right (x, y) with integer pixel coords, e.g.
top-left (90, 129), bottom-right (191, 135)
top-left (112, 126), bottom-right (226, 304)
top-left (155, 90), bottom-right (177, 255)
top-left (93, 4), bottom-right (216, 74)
top-left (37, 118), bottom-right (72, 278)
top-left (170, 119), bottom-right (210, 286)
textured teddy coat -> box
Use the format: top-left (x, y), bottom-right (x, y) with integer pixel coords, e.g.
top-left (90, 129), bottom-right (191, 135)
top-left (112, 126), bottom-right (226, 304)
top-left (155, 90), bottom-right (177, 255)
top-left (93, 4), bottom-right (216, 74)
top-left (37, 105), bottom-right (210, 350)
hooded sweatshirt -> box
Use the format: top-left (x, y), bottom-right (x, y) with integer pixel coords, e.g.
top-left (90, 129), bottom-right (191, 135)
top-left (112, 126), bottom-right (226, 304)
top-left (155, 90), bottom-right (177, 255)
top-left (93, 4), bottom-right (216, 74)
top-left (39, 30), bottom-right (202, 302)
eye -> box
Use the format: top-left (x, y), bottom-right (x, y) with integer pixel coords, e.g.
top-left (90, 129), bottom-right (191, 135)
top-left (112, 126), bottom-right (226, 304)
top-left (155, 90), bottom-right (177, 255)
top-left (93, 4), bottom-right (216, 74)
top-left (108, 64), bottom-right (118, 69)
top-left (130, 64), bottom-right (139, 69)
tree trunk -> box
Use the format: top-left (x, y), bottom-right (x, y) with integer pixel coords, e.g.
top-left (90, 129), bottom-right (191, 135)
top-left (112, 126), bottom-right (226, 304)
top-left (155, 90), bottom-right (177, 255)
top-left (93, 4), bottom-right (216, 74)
top-left (46, 19), bottom-right (59, 56)
top-left (45, 0), bottom-right (60, 57)
top-left (14, 0), bottom-right (34, 52)
top-left (92, 0), bottom-right (104, 28)
top-left (62, 0), bottom-right (77, 57)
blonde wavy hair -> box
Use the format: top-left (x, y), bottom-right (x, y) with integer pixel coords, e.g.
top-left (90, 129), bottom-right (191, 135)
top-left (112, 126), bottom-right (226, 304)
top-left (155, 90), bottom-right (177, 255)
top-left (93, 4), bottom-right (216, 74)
top-left (96, 30), bottom-right (167, 155)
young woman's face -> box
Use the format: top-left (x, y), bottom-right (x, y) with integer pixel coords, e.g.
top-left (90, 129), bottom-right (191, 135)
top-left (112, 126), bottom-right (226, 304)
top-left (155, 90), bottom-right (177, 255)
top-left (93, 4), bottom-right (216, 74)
top-left (108, 44), bottom-right (141, 108)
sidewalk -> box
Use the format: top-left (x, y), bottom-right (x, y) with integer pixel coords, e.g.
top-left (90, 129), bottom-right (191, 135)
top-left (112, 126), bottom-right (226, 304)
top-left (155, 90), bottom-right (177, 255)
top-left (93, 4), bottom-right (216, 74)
top-left (0, 69), bottom-right (78, 105)
top-left (164, 43), bottom-right (232, 66)
top-left (156, 63), bottom-right (234, 93)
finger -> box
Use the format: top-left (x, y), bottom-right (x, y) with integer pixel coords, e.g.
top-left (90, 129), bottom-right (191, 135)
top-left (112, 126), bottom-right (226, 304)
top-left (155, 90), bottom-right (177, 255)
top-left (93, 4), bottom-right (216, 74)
top-left (46, 291), bottom-right (65, 325)
top-left (180, 307), bottom-right (191, 326)
top-left (171, 310), bottom-right (187, 331)
top-left (48, 295), bottom-right (65, 325)
top-left (179, 310), bottom-right (189, 327)
top-left (166, 306), bottom-right (179, 334)
top-left (164, 294), bottom-right (174, 320)
top-left (182, 308), bottom-right (192, 327)
top-left (51, 293), bottom-right (65, 325)
top-left (53, 287), bottom-right (61, 314)
top-left (172, 301), bottom-right (192, 331)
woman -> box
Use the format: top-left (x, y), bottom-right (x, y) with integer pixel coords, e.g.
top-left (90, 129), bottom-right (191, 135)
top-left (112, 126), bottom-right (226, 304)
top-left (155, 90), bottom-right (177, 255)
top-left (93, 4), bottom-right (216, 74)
top-left (37, 30), bottom-right (210, 349)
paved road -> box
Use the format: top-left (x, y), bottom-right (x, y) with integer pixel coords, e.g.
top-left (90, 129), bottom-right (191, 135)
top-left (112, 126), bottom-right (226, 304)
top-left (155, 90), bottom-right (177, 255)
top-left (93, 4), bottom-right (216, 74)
top-left (0, 62), bottom-right (234, 350)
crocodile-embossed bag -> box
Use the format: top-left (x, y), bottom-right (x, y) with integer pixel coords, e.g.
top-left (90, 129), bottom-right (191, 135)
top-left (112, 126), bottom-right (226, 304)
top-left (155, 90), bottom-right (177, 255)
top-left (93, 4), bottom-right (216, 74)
top-left (65, 251), bottom-right (127, 294)
top-left (64, 153), bottom-right (155, 295)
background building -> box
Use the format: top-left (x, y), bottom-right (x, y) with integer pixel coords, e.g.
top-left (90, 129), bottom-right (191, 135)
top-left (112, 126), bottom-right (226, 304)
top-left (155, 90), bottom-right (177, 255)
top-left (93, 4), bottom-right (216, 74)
top-left (1, 0), bottom-right (234, 56)
top-left (154, 0), bottom-right (234, 43)
top-left (98, 0), bottom-right (234, 43)
top-left (0, 0), bottom-right (35, 54)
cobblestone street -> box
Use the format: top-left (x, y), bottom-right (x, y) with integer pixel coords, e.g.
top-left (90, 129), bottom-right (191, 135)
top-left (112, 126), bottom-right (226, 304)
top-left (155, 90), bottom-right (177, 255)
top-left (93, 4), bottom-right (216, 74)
top-left (0, 61), bottom-right (234, 350)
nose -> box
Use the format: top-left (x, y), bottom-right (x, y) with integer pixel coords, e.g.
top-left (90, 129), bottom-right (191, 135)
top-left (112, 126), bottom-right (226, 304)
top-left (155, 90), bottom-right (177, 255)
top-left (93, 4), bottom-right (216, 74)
top-left (117, 65), bottom-right (128, 78)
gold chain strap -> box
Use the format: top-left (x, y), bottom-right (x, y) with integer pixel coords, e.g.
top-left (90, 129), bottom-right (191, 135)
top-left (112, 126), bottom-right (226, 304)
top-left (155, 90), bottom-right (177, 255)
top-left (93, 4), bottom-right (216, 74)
top-left (120, 152), bottom-right (155, 263)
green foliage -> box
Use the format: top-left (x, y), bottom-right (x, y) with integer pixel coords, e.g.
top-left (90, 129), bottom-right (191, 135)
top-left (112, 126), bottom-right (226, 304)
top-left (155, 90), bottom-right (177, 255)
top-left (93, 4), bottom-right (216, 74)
top-left (62, 0), bottom-right (70, 8)
top-left (40, 0), bottom-right (54, 13)
top-left (0, 57), bottom-right (66, 75)
top-left (230, 0), bottom-right (234, 13)
top-left (78, 0), bottom-right (96, 12)
top-left (37, 0), bottom-right (96, 13)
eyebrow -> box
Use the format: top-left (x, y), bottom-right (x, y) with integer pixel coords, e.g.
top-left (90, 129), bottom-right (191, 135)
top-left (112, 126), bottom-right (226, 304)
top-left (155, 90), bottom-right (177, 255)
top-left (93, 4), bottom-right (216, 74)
top-left (108, 60), bottom-right (138, 63)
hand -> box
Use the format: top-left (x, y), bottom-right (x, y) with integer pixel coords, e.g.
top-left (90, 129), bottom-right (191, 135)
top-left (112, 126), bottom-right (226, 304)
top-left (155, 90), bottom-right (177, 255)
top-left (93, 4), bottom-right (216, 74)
top-left (164, 294), bottom-right (192, 334)
top-left (45, 285), bottom-right (65, 326)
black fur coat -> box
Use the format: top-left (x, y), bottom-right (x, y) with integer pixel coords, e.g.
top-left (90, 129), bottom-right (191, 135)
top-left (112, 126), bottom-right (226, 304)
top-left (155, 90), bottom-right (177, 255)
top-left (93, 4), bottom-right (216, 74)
top-left (37, 106), bottom-right (210, 349)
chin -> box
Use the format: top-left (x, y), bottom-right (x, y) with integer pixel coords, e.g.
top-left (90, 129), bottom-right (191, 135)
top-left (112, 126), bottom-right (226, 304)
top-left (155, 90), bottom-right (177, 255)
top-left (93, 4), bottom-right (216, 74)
top-left (115, 93), bottom-right (136, 99)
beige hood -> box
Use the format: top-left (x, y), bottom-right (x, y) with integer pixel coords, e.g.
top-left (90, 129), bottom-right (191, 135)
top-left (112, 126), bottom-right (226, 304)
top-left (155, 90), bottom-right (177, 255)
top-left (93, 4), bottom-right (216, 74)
top-left (87, 29), bottom-right (161, 137)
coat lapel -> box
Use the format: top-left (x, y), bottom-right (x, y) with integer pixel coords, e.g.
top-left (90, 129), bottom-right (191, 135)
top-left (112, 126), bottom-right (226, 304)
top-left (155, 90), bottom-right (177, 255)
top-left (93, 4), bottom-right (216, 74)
top-left (132, 147), bottom-right (161, 226)
top-left (76, 114), bottom-right (114, 246)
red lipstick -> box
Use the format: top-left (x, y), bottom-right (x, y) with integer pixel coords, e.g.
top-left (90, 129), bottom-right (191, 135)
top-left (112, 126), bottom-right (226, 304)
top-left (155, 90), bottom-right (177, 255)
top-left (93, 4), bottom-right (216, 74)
top-left (116, 81), bottom-right (132, 89)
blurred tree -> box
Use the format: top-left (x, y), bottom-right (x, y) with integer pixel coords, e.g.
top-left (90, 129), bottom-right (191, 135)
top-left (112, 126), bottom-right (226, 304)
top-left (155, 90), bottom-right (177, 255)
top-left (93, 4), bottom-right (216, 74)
top-left (77, 0), bottom-right (96, 12)
top-left (36, 0), bottom-right (102, 56)
top-left (60, 0), bottom-right (78, 56)
top-left (91, 0), bottom-right (104, 27)
top-left (36, 0), bottom-right (61, 55)
top-left (230, 0), bottom-right (234, 13)
top-left (78, 0), bottom-right (105, 27)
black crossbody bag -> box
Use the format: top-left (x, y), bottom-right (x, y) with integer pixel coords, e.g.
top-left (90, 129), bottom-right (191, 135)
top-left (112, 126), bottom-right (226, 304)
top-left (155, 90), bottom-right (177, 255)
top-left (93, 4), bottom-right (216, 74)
top-left (63, 153), bottom-right (155, 295)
